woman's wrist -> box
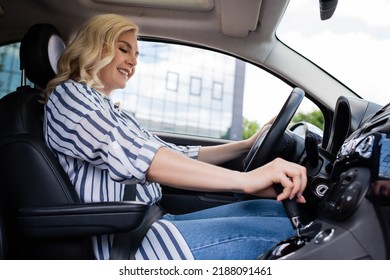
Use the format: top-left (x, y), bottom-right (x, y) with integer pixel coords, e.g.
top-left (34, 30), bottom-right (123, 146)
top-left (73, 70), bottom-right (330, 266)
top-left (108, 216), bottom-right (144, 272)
top-left (243, 137), bottom-right (253, 151)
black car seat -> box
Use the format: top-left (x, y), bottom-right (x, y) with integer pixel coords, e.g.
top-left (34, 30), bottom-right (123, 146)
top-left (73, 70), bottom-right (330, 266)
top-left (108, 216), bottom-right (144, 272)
top-left (0, 24), bottom-right (147, 259)
top-left (0, 202), bottom-right (6, 260)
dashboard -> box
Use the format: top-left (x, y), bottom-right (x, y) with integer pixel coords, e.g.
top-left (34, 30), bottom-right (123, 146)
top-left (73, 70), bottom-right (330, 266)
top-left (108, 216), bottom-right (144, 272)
top-left (261, 96), bottom-right (390, 259)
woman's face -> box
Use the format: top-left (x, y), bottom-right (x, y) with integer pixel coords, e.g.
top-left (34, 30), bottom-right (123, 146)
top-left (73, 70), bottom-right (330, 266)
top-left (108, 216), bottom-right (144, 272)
top-left (99, 30), bottom-right (138, 95)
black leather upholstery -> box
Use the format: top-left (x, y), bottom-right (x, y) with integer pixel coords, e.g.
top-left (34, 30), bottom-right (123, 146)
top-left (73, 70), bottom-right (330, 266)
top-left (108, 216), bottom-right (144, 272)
top-left (0, 200), bottom-right (7, 260)
top-left (0, 23), bottom-right (91, 258)
top-left (20, 23), bottom-right (65, 88)
top-left (0, 24), bottom-right (147, 259)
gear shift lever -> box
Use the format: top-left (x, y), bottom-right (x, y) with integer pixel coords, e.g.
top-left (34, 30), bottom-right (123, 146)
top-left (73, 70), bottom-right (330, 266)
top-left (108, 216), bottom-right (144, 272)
top-left (258, 185), bottom-right (319, 259)
top-left (274, 184), bottom-right (303, 235)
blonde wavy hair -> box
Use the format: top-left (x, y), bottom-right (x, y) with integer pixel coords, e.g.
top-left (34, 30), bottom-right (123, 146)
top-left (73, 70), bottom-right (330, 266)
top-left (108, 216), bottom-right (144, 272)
top-left (45, 14), bottom-right (139, 99)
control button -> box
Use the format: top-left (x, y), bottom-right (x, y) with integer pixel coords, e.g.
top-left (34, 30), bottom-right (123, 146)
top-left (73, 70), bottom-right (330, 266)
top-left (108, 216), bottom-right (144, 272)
top-left (314, 228), bottom-right (335, 244)
top-left (337, 182), bottom-right (361, 216)
top-left (316, 184), bottom-right (329, 197)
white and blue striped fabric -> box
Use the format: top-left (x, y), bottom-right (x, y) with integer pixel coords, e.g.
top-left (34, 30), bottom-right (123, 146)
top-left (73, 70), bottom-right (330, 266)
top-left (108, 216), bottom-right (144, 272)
top-left (44, 80), bottom-right (199, 260)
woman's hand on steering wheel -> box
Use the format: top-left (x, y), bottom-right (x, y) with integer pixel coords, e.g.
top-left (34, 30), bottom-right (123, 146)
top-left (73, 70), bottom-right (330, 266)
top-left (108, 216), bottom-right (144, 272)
top-left (242, 88), bottom-right (305, 173)
top-left (244, 116), bottom-right (276, 149)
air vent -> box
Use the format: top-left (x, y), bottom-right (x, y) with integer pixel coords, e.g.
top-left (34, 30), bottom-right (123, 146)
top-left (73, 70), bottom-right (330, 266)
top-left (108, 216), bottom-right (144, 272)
top-left (361, 118), bottom-right (388, 134)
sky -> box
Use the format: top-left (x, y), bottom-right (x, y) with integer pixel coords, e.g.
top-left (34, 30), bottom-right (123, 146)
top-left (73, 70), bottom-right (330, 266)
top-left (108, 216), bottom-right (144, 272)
top-left (279, 0), bottom-right (390, 106)
top-left (243, 0), bottom-right (390, 125)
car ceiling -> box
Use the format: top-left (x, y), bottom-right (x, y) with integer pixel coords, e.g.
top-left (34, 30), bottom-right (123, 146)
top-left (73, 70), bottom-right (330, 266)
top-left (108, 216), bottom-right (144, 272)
top-left (1, 0), bottom-right (284, 61)
top-left (0, 0), bottom-right (356, 110)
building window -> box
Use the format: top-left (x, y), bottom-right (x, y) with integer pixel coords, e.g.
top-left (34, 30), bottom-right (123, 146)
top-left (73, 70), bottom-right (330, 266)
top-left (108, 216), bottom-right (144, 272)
top-left (212, 81), bottom-right (223, 100)
top-left (166, 71), bottom-right (179, 92)
top-left (190, 76), bottom-right (202, 96)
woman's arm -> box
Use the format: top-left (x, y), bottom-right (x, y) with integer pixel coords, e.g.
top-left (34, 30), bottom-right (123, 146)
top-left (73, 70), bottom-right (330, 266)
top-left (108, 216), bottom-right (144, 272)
top-left (198, 122), bottom-right (273, 165)
top-left (147, 147), bottom-right (307, 203)
top-left (197, 139), bottom-right (251, 165)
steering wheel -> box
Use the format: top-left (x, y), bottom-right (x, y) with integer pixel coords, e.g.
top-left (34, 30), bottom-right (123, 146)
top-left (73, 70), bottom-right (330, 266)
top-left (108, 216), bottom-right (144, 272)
top-left (243, 87), bottom-right (305, 172)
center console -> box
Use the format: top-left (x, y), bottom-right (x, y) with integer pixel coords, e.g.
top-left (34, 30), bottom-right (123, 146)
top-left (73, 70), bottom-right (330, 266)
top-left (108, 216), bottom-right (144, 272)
top-left (260, 101), bottom-right (390, 260)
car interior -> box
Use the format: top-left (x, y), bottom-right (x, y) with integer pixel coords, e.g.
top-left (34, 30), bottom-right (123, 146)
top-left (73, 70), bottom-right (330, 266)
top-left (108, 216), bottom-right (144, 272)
top-left (0, 0), bottom-right (390, 260)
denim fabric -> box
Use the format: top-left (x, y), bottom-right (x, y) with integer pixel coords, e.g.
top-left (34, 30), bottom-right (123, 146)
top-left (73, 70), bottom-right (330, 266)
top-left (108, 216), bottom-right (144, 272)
top-left (162, 199), bottom-right (295, 260)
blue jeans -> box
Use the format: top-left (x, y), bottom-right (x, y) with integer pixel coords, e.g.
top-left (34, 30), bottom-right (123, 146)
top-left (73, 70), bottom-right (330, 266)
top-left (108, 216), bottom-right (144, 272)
top-left (162, 199), bottom-right (295, 260)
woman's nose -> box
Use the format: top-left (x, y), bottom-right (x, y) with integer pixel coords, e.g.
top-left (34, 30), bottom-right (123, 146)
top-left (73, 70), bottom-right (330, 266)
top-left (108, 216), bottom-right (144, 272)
top-left (127, 54), bottom-right (137, 66)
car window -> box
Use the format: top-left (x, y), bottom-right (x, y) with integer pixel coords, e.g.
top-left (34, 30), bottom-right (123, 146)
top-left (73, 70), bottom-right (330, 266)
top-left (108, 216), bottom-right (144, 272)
top-left (0, 41), bottom-right (321, 140)
top-left (112, 41), bottom-right (243, 140)
top-left (0, 43), bottom-right (24, 98)
top-left (112, 41), bottom-right (321, 140)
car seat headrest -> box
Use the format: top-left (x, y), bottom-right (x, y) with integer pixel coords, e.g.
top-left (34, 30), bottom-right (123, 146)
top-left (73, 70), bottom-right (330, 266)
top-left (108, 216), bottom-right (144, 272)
top-left (19, 23), bottom-right (66, 89)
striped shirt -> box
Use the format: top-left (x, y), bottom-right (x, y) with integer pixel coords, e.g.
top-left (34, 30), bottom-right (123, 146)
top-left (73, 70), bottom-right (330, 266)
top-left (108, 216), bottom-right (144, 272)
top-left (43, 80), bottom-right (199, 259)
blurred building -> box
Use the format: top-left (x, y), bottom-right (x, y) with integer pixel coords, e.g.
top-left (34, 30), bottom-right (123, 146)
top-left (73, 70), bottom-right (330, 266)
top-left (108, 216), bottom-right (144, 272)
top-left (114, 41), bottom-right (245, 140)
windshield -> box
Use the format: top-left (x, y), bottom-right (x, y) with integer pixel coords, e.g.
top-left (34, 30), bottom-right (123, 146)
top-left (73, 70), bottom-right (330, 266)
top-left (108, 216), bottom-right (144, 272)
top-left (277, 0), bottom-right (390, 106)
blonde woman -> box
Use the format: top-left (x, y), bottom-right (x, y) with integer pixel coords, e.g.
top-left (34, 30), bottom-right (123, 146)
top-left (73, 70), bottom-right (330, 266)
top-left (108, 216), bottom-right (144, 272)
top-left (44, 14), bottom-right (306, 260)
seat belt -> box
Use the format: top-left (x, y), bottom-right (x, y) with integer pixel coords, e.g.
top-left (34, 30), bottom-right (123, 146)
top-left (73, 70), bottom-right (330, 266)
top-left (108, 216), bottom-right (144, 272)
top-left (109, 185), bottom-right (164, 260)
top-left (123, 183), bottom-right (136, 201)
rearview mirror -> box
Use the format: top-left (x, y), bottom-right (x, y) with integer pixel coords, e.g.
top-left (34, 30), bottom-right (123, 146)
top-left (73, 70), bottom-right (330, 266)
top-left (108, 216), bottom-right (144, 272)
top-left (319, 0), bottom-right (338, 20)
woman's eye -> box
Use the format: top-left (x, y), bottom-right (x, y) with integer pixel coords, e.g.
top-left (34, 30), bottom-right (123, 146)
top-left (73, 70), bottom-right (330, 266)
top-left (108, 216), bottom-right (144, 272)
top-left (119, 47), bottom-right (128, 54)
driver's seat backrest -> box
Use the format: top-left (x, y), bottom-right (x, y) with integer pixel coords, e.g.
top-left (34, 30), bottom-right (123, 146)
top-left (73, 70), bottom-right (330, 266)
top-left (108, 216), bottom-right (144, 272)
top-left (0, 198), bottom-right (7, 259)
top-left (0, 23), bottom-right (94, 259)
